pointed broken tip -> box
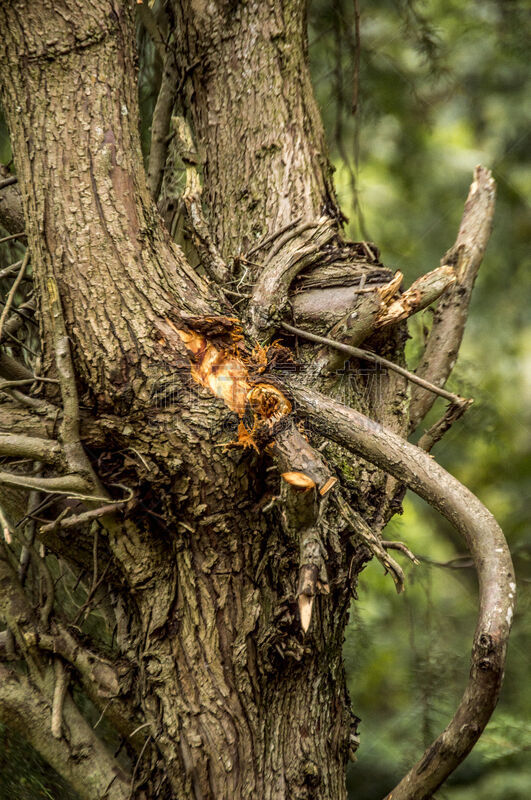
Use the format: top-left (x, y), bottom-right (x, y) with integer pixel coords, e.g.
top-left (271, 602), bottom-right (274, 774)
top-left (298, 594), bottom-right (314, 633)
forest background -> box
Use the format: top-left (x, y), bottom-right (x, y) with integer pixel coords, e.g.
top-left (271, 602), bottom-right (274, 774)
top-left (0, 0), bottom-right (529, 798)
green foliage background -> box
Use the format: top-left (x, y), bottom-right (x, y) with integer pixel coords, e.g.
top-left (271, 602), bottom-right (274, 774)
top-left (0, 1), bottom-right (529, 798)
top-left (308, 0), bottom-right (530, 797)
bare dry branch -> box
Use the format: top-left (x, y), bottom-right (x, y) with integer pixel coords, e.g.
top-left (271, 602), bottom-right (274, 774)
top-left (0, 433), bottom-right (61, 464)
top-left (0, 175), bottom-right (17, 189)
top-left (266, 418), bottom-right (332, 632)
top-left (0, 663), bottom-right (130, 800)
top-left (0, 504), bottom-right (12, 543)
top-left (297, 528), bottom-right (330, 633)
top-left (0, 232), bottom-right (25, 245)
top-left (281, 320), bottom-right (469, 407)
top-left (381, 539), bottom-right (420, 565)
top-left (1, 295), bottom-right (37, 342)
top-left (0, 260), bottom-right (22, 279)
top-left (287, 381), bottom-right (515, 800)
top-left (19, 478), bottom-right (40, 584)
top-left (409, 166), bottom-right (496, 432)
top-left (247, 216), bottom-right (338, 338)
top-left (0, 471), bottom-right (90, 496)
top-left (39, 501), bottom-right (126, 534)
top-left (417, 398), bottom-right (473, 452)
top-left (47, 277), bottom-right (107, 499)
top-left (0, 251), bottom-right (29, 341)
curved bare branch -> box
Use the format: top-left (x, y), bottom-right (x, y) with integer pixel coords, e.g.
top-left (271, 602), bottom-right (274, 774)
top-left (0, 471), bottom-right (90, 496)
top-left (287, 382), bottom-right (515, 800)
top-left (247, 217), bottom-right (337, 338)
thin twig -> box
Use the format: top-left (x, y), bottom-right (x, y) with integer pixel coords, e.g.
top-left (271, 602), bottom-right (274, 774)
top-left (2, 296), bottom-right (37, 341)
top-left (0, 505), bottom-right (12, 544)
top-left (246, 216), bottom-right (303, 258)
top-left (40, 501), bottom-right (126, 534)
top-left (0, 251), bottom-right (29, 342)
top-left (334, 492), bottom-right (406, 592)
top-left (0, 260), bottom-right (23, 279)
top-left (417, 553), bottom-right (474, 570)
top-left (72, 556), bottom-right (111, 626)
top-left (93, 699), bottom-right (112, 730)
top-left (2, 328), bottom-right (38, 356)
top-left (281, 321), bottom-right (469, 406)
top-left (19, 467), bottom-right (41, 585)
top-left (381, 540), bottom-right (420, 565)
top-left (0, 177), bottom-right (18, 190)
top-left (417, 398), bottom-right (472, 452)
top-left (1, 386), bottom-right (56, 412)
top-left (129, 735), bottom-right (152, 799)
top-left (37, 547), bottom-right (55, 628)
top-left (129, 721), bottom-right (152, 739)
top-left (0, 377), bottom-right (59, 391)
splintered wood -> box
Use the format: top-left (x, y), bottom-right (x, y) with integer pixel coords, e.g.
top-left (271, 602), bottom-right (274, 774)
top-left (171, 317), bottom-right (293, 449)
top-left (376, 265), bottom-right (456, 327)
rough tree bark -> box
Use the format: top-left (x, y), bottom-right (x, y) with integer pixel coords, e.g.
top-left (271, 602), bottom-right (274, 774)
top-left (0, 2), bottom-right (514, 800)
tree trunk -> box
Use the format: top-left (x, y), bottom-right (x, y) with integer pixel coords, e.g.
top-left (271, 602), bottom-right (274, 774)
top-left (0, 1), bottom-right (513, 799)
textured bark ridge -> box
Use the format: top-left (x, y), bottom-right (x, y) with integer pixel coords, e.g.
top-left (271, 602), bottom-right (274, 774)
top-left (0, 1), bottom-right (512, 800)
top-left (0, 0), bottom-right (214, 407)
top-left (171, 0), bottom-right (341, 260)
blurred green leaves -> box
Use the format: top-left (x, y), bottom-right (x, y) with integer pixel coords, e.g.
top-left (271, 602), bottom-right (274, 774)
top-left (308, 1), bottom-right (530, 797)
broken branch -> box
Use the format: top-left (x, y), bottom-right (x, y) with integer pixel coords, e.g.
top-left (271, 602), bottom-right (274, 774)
top-left (409, 166), bottom-right (496, 432)
top-left (417, 398), bottom-right (473, 452)
top-left (39, 502), bottom-right (126, 534)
